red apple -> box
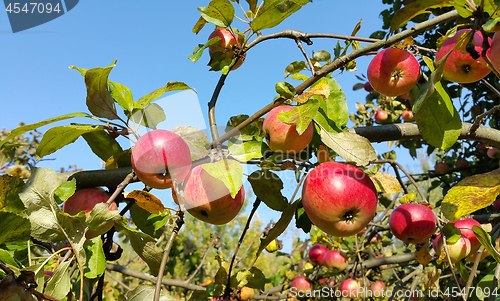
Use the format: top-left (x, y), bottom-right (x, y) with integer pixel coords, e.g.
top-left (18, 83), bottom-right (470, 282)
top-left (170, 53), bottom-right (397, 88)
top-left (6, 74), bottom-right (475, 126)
top-left (290, 276), bottom-right (312, 296)
top-left (308, 244), bottom-right (328, 265)
top-left (435, 29), bottom-right (491, 83)
top-left (132, 130), bottom-right (192, 189)
top-left (339, 279), bottom-right (359, 298)
top-left (364, 82), bottom-right (373, 92)
top-left (323, 250), bottom-right (348, 272)
top-left (454, 218), bottom-right (481, 251)
top-left (318, 278), bottom-right (335, 287)
top-left (208, 28), bottom-right (246, 71)
top-left (389, 203), bottom-right (436, 244)
top-left (487, 147), bottom-right (500, 159)
top-left (476, 143), bottom-right (487, 152)
top-left (374, 110), bottom-right (389, 124)
top-left (470, 104), bottom-right (483, 117)
top-left (63, 188), bottom-right (118, 238)
top-left (263, 105), bottom-right (314, 154)
top-left (434, 162), bottom-right (449, 174)
top-left (492, 197), bottom-right (500, 210)
top-left (402, 110), bottom-right (414, 122)
top-left (399, 91), bottom-right (411, 100)
top-left (370, 280), bottom-right (386, 294)
top-left (367, 48), bottom-right (420, 97)
top-left (302, 161), bottom-right (378, 237)
top-left (455, 158), bottom-right (469, 168)
top-left (181, 161), bottom-right (245, 225)
top-left (490, 32), bottom-right (500, 73)
top-left (433, 234), bottom-right (471, 263)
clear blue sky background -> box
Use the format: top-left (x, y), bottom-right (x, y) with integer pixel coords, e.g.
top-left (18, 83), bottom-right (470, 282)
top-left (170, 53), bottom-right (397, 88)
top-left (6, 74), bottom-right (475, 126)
top-left (0, 1), bottom-right (421, 248)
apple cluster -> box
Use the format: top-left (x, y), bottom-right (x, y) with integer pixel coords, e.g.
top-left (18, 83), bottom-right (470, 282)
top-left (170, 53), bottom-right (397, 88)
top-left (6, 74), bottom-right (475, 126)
top-left (308, 244), bottom-right (348, 273)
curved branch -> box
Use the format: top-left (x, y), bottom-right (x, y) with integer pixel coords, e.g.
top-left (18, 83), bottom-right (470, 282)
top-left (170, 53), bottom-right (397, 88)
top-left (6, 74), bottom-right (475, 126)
top-left (348, 252), bottom-right (416, 272)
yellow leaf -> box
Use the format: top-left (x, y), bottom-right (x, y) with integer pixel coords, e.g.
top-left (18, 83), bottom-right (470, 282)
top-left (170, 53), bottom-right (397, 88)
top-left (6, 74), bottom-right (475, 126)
top-left (294, 80), bottom-right (330, 104)
top-left (441, 168), bottom-right (500, 222)
top-left (127, 190), bottom-right (165, 214)
top-left (416, 242), bottom-right (433, 266)
top-left (391, 36), bottom-right (414, 48)
top-left (371, 172), bottom-right (402, 194)
top-left (399, 192), bottom-right (416, 204)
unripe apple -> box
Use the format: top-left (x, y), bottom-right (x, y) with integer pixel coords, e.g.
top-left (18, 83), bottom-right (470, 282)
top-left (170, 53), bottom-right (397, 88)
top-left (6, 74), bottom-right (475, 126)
top-left (454, 218), bottom-right (481, 251)
top-left (339, 279), bottom-right (359, 298)
top-left (181, 162), bottom-right (245, 225)
top-left (370, 280), bottom-right (385, 294)
top-left (367, 48), bottom-right (420, 97)
top-left (290, 276), bottom-right (312, 296)
top-left (364, 82), bottom-right (374, 92)
top-left (63, 188), bottom-right (118, 238)
top-left (263, 105), bottom-right (314, 154)
top-left (487, 147), bottom-right (500, 159)
top-left (302, 162), bottom-right (378, 237)
top-left (389, 203), bottom-right (436, 244)
top-left (132, 130), bottom-right (192, 189)
top-left (490, 32), bottom-right (500, 73)
top-left (433, 234), bottom-right (471, 263)
top-left (208, 28), bottom-right (246, 71)
top-left (308, 244), bottom-right (328, 265)
top-left (323, 250), bottom-right (348, 272)
top-left (402, 110), bottom-right (414, 122)
top-left (455, 158), bottom-right (469, 168)
top-left (374, 110), bottom-right (389, 124)
top-left (434, 162), bottom-right (449, 174)
top-left (435, 29), bottom-right (491, 83)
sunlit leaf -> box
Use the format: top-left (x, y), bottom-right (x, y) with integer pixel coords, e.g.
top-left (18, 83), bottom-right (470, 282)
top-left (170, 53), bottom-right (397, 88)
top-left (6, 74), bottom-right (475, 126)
top-left (109, 81), bottom-right (134, 113)
top-left (294, 80), bottom-right (330, 104)
top-left (202, 159), bottom-right (243, 198)
top-left (277, 99), bottom-right (319, 135)
top-left (82, 129), bottom-right (124, 161)
top-left (371, 172), bottom-right (402, 194)
top-left (472, 226), bottom-right (500, 263)
top-left (127, 190), bottom-right (165, 215)
top-left (136, 82), bottom-right (194, 108)
top-left (390, 0), bottom-right (457, 31)
top-left (198, 0), bottom-right (235, 27)
top-left (45, 261), bottom-right (72, 300)
top-left (172, 126), bottom-right (210, 161)
top-left (126, 285), bottom-right (176, 301)
top-left (415, 242), bottom-right (432, 265)
top-left (318, 127), bottom-right (376, 166)
top-left (285, 61), bottom-right (307, 78)
top-left (84, 236), bottom-right (106, 279)
top-left (275, 81), bottom-right (296, 99)
top-left (228, 139), bottom-right (269, 161)
top-left (251, 0), bottom-right (310, 31)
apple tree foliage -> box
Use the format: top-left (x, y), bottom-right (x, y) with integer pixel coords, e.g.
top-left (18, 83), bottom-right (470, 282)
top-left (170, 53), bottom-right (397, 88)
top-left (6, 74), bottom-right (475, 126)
top-left (2, 0), bottom-right (500, 300)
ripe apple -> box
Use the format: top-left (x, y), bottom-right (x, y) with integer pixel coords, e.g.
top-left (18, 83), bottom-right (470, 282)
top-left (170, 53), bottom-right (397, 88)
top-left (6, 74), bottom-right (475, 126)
top-left (389, 203), bottom-right (436, 244)
top-left (487, 147), bottom-right (500, 159)
top-left (364, 82), bottom-right (374, 92)
top-left (367, 48), bottom-right (420, 97)
top-left (290, 276), bottom-right (312, 295)
top-left (239, 287), bottom-right (254, 301)
top-left (492, 196), bottom-right (500, 210)
top-left (490, 32), bottom-right (500, 73)
top-left (308, 244), bottom-right (328, 265)
top-left (63, 188), bottom-right (118, 238)
top-left (323, 250), bottom-right (348, 272)
top-left (301, 161), bottom-right (378, 237)
top-left (208, 28), bottom-right (246, 71)
top-left (433, 234), bottom-right (471, 263)
top-left (399, 91), bottom-right (411, 100)
top-left (181, 162), bottom-right (245, 225)
top-left (402, 110), bottom-right (414, 122)
top-left (318, 278), bottom-right (335, 287)
top-left (454, 218), bottom-right (481, 251)
top-left (455, 158), bottom-right (469, 168)
top-left (476, 143), bottom-right (487, 152)
top-left (132, 130), bottom-right (192, 189)
top-left (263, 105), bottom-right (314, 154)
top-left (434, 162), bottom-right (449, 174)
top-left (435, 29), bottom-right (491, 83)
top-left (339, 279), bottom-right (359, 298)
top-left (374, 110), bottom-right (389, 124)
top-left (370, 280), bottom-right (386, 294)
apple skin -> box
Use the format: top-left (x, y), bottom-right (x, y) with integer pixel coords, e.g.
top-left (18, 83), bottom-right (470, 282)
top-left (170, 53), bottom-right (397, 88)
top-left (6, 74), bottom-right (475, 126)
top-left (339, 279), bottom-right (359, 298)
top-left (302, 161), bottom-right (378, 237)
top-left (465, 247), bottom-right (489, 263)
top-left (132, 130), bottom-right (192, 189)
top-left (434, 162), bottom-right (449, 174)
top-left (322, 250), bottom-right (348, 272)
top-left (308, 244), bottom-right (328, 265)
top-left (470, 104), bottom-right (483, 117)
top-left (363, 82), bottom-right (374, 92)
top-left (433, 234), bottom-right (471, 263)
top-left (263, 106), bottom-right (314, 154)
top-left (455, 158), bottom-right (469, 168)
top-left (182, 163), bottom-right (245, 225)
top-left (490, 32), bottom-right (500, 73)
top-left (374, 110), bottom-right (389, 124)
top-left (290, 276), bottom-right (312, 295)
top-left (389, 203), bottom-right (436, 244)
top-left (63, 188), bottom-right (118, 238)
top-left (487, 147), bottom-right (500, 159)
top-left (492, 197), bottom-right (500, 210)
top-left (454, 218), bottom-right (481, 251)
top-left (399, 91), bottom-right (411, 100)
top-left (402, 110), bottom-right (414, 122)
top-left (367, 48), bottom-right (420, 97)
top-left (208, 28), bottom-right (245, 71)
top-left (435, 29), bottom-right (491, 84)
top-left (370, 280), bottom-right (386, 293)
top-left (476, 143), bottom-right (487, 152)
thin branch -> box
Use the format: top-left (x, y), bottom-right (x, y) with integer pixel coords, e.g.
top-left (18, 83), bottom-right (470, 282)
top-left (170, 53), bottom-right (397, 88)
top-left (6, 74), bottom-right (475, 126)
top-left (470, 104), bottom-right (500, 133)
top-left (185, 234), bottom-right (217, 283)
top-left (208, 74), bottom-right (228, 144)
top-left (105, 270), bottom-right (132, 291)
top-left (347, 252), bottom-right (416, 272)
top-left (294, 38), bottom-right (315, 76)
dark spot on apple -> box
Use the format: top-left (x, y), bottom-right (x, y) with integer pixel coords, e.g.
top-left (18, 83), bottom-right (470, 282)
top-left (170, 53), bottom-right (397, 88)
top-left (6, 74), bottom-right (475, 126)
top-left (462, 64), bottom-right (471, 74)
top-left (344, 211), bottom-right (354, 222)
top-left (200, 210), bottom-right (209, 218)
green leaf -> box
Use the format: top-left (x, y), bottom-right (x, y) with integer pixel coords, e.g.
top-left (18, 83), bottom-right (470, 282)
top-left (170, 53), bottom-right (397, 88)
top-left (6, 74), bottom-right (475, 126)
top-left (172, 126), bottom-right (210, 161)
top-left (126, 285), bottom-right (176, 301)
top-left (136, 82), bottom-right (194, 108)
top-left (0, 112), bottom-right (93, 149)
top-left (109, 81), bottom-right (134, 113)
top-left (474, 266), bottom-right (500, 301)
top-left (472, 225), bottom-right (500, 263)
top-left (0, 249), bottom-right (19, 269)
top-left (198, 0), bottom-right (235, 27)
top-left (84, 236), bottom-right (106, 278)
top-left (275, 81), bottom-right (296, 99)
top-left (226, 114), bottom-right (262, 137)
top-left (82, 129), bottom-right (124, 161)
top-left (127, 103), bottom-right (166, 130)
top-left (455, 261), bottom-right (469, 286)
top-left (188, 39), bottom-right (220, 64)
top-left (192, 16), bottom-right (208, 34)
top-left (248, 170), bottom-right (288, 211)
top-left (251, 0), bottom-right (310, 31)
top-left (318, 126), bottom-right (376, 166)
top-left (54, 179), bottom-right (76, 205)
top-left (0, 175), bottom-right (25, 213)
top-left (129, 204), bottom-right (163, 239)
top-left (86, 203), bottom-right (122, 232)
top-left (255, 199), bottom-right (300, 259)
top-left (228, 139), bottom-right (269, 161)
top-left (277, 98), bottom-right (319, 135)
top-left (390, 0), bottom-right (457, 31)
top-left (284, 61), bottom-right (308, 78)
top-left (312, 77), bottom-right (348, 131)
top-left (295, 201), bottom-right (312, 233)
top-left (245, 267), bottom-right (266, 290)
top-left (442, 223), bottom-right (462, 244)
top-left (0, 211), bottom-right (30, 244)
top-left (246, 0), bottom-right (258, 12)
top-left (36, 124), bottom-right (104, 158)
top-left (45, 261), bottom-right (72, 300)
top-left (202, 159), bottom-right (243, 198)
top-left (312, 50), bottom-right (331, 62)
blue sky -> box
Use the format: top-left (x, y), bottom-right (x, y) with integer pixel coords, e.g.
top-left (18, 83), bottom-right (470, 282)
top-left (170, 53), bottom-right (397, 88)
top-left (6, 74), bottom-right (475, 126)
top-left (0, 1), bottom-right (421, 247)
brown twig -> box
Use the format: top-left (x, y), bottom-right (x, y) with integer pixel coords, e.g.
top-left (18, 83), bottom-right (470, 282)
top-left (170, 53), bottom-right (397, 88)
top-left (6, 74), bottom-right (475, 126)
top-left (294, 38), bottom-right (316, 76)
top-left (208, 74), bottom-right (228, 144)
top-left (185, 234), bottom-right (217, 283)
